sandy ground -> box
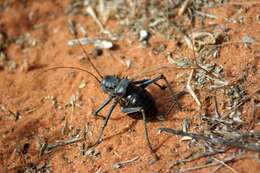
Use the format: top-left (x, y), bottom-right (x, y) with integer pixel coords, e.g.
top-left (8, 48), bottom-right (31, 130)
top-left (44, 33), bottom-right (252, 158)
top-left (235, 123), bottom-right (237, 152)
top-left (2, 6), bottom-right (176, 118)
top-left (0, 1), bottom-right (259, 173)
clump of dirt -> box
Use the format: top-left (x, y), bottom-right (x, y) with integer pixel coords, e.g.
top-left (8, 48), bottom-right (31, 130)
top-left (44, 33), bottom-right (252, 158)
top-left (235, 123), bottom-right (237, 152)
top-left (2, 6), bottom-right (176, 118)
top-left (0, 1), bottom-right (259, 173)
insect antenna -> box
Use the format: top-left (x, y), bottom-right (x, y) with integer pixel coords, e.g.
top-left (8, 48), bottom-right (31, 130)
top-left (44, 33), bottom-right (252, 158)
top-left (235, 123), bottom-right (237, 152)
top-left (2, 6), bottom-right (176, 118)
top-left (74, 34), bottom-right (103, 80)
top-left (35, 66), bottom-right (101, 83)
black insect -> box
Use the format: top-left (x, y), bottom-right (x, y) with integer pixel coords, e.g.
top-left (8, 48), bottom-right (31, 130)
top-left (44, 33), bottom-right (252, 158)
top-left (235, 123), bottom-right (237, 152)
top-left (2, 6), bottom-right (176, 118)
top-left (40, 37), bottom-right (177, 161)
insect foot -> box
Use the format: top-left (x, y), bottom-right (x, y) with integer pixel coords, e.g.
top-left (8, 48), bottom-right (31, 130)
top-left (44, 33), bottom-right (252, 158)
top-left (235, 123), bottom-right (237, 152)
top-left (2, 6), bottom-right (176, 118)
top-left (149, 153), bottom-right (160, 165)
top-left (91, 111), bottom-right (99, 116)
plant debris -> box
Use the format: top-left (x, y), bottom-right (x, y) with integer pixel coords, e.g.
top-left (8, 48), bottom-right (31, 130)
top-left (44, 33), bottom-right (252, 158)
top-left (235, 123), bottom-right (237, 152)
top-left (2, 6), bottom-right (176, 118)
top-left (241, 35), bottom-right (256, 45)
top-left (43, 95), bottom-right (59, 108)
top-left (68, 37), bottom-right (113, 49)
top-left (39, 136), bottom-right (82, 155)
top-left (0, 30), bottom-right (17, 71)
top-left (159, 128), bottom-right (260, 152)
top-left (139, 29), bottom-right (150, 47)
top-left (112, 156), bottom-right (140, 169)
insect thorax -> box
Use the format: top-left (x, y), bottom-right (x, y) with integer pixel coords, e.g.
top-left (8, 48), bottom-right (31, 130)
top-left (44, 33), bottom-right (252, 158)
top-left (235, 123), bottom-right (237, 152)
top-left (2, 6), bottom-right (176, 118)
top-left (101, 75), bottom-right (131, 97)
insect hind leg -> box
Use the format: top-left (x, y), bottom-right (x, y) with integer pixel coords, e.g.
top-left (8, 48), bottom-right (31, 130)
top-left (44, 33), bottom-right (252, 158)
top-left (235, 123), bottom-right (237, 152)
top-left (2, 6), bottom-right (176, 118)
top-left (134, 76), bottom-right (166, 90)
top-left (159, 74), bottom-right (182, 114)
top-left (136, 74), bottom-right (181, 115)
top-left (121, 107), bottom-right (159, 162)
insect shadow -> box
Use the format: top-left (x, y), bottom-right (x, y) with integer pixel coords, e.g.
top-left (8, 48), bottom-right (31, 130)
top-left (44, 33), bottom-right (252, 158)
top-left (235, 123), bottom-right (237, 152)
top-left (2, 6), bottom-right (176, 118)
top-left (38, 35), bottom-right (181, 162)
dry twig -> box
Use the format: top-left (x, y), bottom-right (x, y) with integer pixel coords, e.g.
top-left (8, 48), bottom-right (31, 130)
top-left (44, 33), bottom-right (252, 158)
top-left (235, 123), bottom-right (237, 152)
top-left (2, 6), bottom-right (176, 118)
top-left (178, 154), bottom-right (241, 173)
top-left (212, 157), bottom-right (239, 173)
top-left (186, 70), bottom-right (201, 107)
top-left (112, 156), bottom-right (140, 169)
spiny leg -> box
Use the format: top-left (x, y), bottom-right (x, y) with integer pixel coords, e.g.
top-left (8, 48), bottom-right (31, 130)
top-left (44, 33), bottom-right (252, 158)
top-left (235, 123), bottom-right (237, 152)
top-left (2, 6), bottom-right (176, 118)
top-left (94, 100), bottom-right (118, 145)
top-left (153, 81), bottom-right (167, 90)
top-left (121, 107), bottom-right (159, 161)
top-left (133, 79), bottom-right (166, 90)
top-left (159, 75), bottom-right (182, 114)
top-left (135, 75), bottom-right (172, 93)
top-left (141, 109), bottom-right (159, 161)
top-left (136, 74), bottom-right (181, 113)
top-left (92, 96), bottom-right (112, 116)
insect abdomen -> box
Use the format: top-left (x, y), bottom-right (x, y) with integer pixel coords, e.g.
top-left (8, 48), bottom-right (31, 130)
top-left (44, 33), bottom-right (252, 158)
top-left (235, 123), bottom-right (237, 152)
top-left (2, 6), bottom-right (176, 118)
top-left (122, 86), bottom-right (157, 119)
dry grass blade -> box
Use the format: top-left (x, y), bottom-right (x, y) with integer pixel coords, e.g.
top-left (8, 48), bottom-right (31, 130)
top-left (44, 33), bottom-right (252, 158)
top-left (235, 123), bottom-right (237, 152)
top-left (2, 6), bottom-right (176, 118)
top-left (40, 136), bottom-right (82, 155)
top-left (85, 6), bottom-right (114, 39)
top-left (178, 0), bottom-right (191, 16)
top-left (179, 154), bottom-right (242, 173)
top-left (112, 156), bottom-right (140, 169)
top-left (186, 69), bottom-right (201, 107)
top-left (212, 157), bottom-right (239, 173)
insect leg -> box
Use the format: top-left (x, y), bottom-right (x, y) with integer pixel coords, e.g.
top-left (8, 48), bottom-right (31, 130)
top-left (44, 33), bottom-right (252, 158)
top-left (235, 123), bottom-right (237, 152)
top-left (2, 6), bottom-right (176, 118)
top-left (142, 110), bottom-right (153, 151)
top-left (121, 107), bottom-right (142, 114)
top-left (121, 107), bottom-right (159, 161)
top-left (141, 109), bottom-right (159, 161)
top-left (92, 96), bottom-right (112, 116)
top-left (159, 74), bottom-right (182, 112)
top-left (136, 75), bottom-right (181, 113)
top-left (132, 79), bottom-right (147, 83)
top-left (94, 100), bottom-right (118, 145)
top-left (135, 76), bottom-right (167, 90)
